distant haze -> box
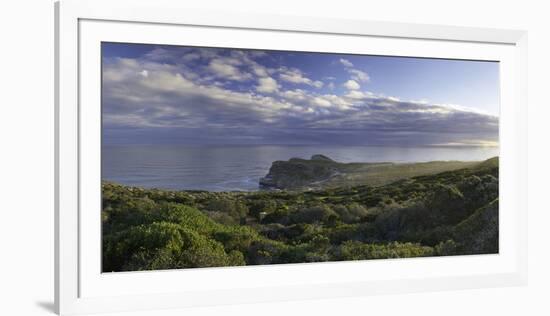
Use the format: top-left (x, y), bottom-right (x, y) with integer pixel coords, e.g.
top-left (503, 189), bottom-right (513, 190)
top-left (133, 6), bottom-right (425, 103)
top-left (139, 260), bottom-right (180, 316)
top-left (102, 43), bottom-right (499, 148)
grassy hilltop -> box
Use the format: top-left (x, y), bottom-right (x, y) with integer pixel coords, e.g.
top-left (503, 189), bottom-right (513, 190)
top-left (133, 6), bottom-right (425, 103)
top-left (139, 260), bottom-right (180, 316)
top-left (102, 157), bottom-right (499, 272)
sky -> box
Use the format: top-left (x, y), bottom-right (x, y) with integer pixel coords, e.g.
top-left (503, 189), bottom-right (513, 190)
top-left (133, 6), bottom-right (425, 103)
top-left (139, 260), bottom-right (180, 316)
top-left (102, 42), bottom-right (499, 147)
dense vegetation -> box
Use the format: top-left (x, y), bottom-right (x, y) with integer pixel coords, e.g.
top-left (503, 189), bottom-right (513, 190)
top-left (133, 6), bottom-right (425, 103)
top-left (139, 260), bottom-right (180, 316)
top-left (102, 157), bottom-right (499, 272)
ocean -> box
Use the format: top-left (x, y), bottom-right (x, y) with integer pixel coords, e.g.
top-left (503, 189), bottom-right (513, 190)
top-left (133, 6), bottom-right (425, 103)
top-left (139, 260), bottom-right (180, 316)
top-left (102, 144), bottom-right (499, 191)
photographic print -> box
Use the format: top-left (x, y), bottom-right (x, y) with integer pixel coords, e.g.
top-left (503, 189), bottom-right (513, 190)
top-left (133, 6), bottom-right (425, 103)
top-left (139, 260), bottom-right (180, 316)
top-left (101, 42), bottom-right (499, 272)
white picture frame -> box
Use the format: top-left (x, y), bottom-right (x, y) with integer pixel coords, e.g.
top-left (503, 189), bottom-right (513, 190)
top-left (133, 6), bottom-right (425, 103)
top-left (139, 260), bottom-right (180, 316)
top-left (55, 0), bottom-right (528, 314)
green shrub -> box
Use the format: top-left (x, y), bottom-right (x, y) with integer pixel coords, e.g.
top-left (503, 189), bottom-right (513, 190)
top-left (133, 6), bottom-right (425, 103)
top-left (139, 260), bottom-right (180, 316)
top-left (206, 198), bottom-right (249, 221)
top-left (434, 240), bottom-right (458, 256)
top-left (103, 222), bottom-right (236, 271)
top-left (290, 204), bottom-right (339, 225)
top-left (248, 199), bottom-right (277, 220)
top-left (339, 240), bottom-right (434, 261)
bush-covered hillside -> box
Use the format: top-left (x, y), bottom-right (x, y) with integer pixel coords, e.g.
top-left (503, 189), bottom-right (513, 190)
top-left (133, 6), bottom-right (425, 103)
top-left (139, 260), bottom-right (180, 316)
top-left (102, 157), bottom-right (499, 272)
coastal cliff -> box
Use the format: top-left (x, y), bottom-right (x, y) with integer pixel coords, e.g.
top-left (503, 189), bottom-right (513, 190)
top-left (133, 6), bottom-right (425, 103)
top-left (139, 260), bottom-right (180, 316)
top-left (259, 155), bottom-right (488, 190)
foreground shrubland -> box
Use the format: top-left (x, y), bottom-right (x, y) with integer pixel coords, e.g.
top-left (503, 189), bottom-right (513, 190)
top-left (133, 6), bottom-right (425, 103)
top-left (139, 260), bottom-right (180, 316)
top-left (102, 157), bottom-right (499, 272)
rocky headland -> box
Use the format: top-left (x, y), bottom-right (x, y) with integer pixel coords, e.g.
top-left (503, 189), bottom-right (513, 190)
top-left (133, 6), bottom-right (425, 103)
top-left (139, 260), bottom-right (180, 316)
top-left (259, 154), bottom-right (490, 190)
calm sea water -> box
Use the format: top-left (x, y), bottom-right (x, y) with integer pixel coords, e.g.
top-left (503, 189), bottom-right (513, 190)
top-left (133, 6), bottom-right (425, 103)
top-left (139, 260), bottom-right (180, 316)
top-left (102, 145), bottom-right (499, 191)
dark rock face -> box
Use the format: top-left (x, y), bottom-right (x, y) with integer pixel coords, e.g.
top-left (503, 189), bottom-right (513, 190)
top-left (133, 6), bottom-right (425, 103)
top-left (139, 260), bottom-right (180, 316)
top-left (259, 155), bottom-right (341, 190)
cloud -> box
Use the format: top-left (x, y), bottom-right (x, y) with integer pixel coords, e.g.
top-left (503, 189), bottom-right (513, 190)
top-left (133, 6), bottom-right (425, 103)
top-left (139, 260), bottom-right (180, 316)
top-left (278, 67), bottom-right (323, 88)
top-left (144, 47), bottom-right (214, 63)
top-left (345, 90), bottom-right (373, 99)
top-left (312, 80), bottom-right (324, 88)
top-left (339, 58), bottom-right (354, 67)
top-left (256, 77), bottom-right (279, 93)
top-left (348, 69), bottom-right (370, 82)
top-left (278, 68), bottom-right (309, 84)
top-left (339, 58), bottom-right (370, 83)
top-left (343, 80), bottom-right (360, 90)
top-left (252, 64), bottom-right (269, 77)
top-left (379, 96), bottom-right (401, 102)
top-left (103, 57), bottom-right (291, 130)
top-left (430, 140), bottom-right (498, 148)
top-left (102, 47), bottom-right (498, 147)
top-left (281, 89), bottom-right (308, 102)
top-left (207, 59), bottom-right (253, 81)
top-left (182, 53), bottom-right (200, 62)
top-left (312, 97), bottom-right (332, 107)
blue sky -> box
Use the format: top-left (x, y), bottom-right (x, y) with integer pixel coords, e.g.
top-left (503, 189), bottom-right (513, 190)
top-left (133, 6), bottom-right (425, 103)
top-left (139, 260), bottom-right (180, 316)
top-left (102, 42), bottom-right (499, 147)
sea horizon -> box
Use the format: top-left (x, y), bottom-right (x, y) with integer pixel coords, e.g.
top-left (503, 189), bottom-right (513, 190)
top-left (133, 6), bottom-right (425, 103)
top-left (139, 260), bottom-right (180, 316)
top-left (102, 144), bottom-right (498, 192)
